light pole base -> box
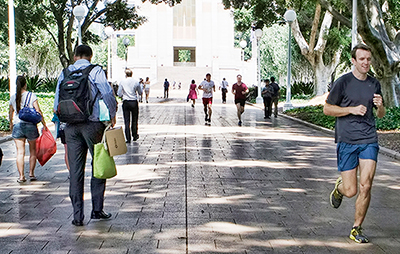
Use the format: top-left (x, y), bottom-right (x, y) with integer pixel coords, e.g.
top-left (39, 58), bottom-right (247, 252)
top-left (256, 97), bottom-right (263, 104)
top-left (283, 102), bottom-right (293, 111)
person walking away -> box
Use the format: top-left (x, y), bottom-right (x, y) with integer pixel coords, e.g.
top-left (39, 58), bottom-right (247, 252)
top-left (232, 74), bottom-right (249, 126)
top-left (118, 69), bottom-right (143, 143)
top-left (164, 79), bottom-right (170, 98)
top-left (261, 79), bottom-right (274, 119)
top-left (270, 76), bottom-right (280, 117)
top-left (324, 44), bottom-right (385, 243)
top-left (220, 78), bottom-right (229, 104)
top-left (138, 78), bottom-right (144, 103)
top-left (198, 73), bottom-right (215, 124)
top-left (144, 77), bottom-right (150, 103)
top-left (9, 75), bottom-right (47, 183)
top-left (54, 45), bottom-right (117, 226)
top-left (188, 79), bottom-right (198, 108)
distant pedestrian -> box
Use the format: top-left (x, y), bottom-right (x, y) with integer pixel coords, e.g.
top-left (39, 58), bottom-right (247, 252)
top-left (198, 73), bottom-right (215, 124)
top-left (178, 82), bottom-right (181, 89)
top-left (324, 44), bottom-right (386, 243)
top-left (261, 79), bottom-right (274, 119)
top-left (188, 79), bottom-right (198, 108)
top-left (54, 45), bottom-right (117, 226)
top-left (144, 77), bottom-right (150, 103)
top-left (232, 74), bottom-right (249, 126)
top-left (9, 75), bottom-right (46, 183)
top-left (220, 78), bottom-right (229, 103)
top-left (164, 79), bottom-right (170, 98)
top-left (118, 69), bottom-right (142, 142)
top-left (270, 77), bottom-right (280, 117)
top-left (138, 78), bottom-right (144, 103)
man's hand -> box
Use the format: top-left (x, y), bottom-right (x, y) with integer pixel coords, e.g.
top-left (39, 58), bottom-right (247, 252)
top-left (373, 94), bottom-right (383, 108)
top-left (349, 105), bottom-right (367, 116)
top-left (111, 116), bottom-right (116, 127)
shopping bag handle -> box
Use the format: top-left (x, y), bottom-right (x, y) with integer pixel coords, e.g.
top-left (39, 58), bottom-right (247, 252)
top-left (101, 124), bottom-right (112, 150)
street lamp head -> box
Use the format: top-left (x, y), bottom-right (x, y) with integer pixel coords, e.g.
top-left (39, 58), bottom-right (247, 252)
top-left (239, 40), bottom-right (247, 49)
top-left (73, 5), bottom-right (86, 22)
top-left (284, 10), bottom-right (297, 22)
top-left (255, 29), bottom-right (263, 39)
top-left (104, 26), bottom-right (114, 37)
top-left (123, 38), bottom-right (130, 47)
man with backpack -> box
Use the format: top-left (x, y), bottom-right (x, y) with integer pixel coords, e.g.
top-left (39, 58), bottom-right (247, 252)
top-left (54, 45), bottom-right (117, 226)
top-left (270, 77), bottom-right (280, 117)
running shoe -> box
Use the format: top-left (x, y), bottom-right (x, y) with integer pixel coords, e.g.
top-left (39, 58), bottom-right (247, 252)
top-left (349, 226), bottom-right (369, 243)
top-left (207, 118), bottom-right (211, 123)
top-left (205, 115), bottom-right (208, 122)
top-left (238, 121), bottom-right (242, 126)
top-left (330, 176), bottom-right (343, 208)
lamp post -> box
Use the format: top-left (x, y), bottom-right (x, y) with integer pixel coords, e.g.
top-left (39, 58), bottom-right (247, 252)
top-left (123, 37), bottom-right (130, 69)
top-left (255, 28), bottom-right (263, 104)
top-left (239, 40), bottom-right (247, 61)
top-left (283, 10), bottom-right (297, 111)
top-left (73, 5), bottom-right (86, 45)
top-left (104, 26), bottom-right (114, 81)
top-left (8, 0), bottom-right (16, 95)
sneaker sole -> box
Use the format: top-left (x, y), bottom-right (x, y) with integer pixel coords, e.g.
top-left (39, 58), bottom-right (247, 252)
top-left (349, 234), bottom-right (368, 243)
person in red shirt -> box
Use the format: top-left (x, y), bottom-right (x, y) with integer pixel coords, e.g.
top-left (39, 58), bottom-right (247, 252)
top-left (231, 74), bottom-right (249, 126)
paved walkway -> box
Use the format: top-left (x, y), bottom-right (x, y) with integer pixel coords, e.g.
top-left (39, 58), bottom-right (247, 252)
top-left (1, 96), bottom-right (400, 254)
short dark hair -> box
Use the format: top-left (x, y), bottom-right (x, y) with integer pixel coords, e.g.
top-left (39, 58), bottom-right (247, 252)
top-left (191, 79), bottom-right (195, 84)
top-left (270, 77), bottom-right (275, 82)
top-left (264, 79), bottom-right (270, 83)
top-left (125, 69), bottom-right (133, 77)
top-left (351, 44), bottom-right (371, 59)
top-left (74, 45), bottom-right (93, 58)
top-left (206, 73), bottom-right (211, 77)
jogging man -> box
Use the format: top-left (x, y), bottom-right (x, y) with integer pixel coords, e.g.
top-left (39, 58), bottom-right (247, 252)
top-left (232, 74), bottom-right (248, 126)
top-left (198, 73), bottom-right (215, 124)
top-left (324, 44), bottom-right (385, 243)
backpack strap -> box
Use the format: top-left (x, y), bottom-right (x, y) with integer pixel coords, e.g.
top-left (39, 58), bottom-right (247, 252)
top-left (23, 92), bottom-right (32, 107)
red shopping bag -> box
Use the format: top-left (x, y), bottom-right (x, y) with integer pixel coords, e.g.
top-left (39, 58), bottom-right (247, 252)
top-left (36, 126), bottom-right (57, 166)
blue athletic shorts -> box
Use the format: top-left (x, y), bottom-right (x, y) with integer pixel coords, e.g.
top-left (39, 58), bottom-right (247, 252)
top-left (12, 122), bottom-right (39, 141)
top-left (336, 142), bottom-right (379, 172)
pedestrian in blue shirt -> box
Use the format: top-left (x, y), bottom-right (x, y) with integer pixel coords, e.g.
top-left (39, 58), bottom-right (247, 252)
top-left (54, 45), bottom-right (117, 226)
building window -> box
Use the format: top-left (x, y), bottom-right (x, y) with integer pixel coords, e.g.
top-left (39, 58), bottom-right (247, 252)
top-left (173, 0), bottom-right (196, 40)
top-left (174, 47), bottom-right (195, 66)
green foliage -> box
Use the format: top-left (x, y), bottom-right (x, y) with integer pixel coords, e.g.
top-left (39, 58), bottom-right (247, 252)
top-left (0, 116), bottom-right (9, 131)
top-left (285, 105), bottom-right (400, 131)
top-left (284, 105), bottom-right (336, 129)
top-left (26, 75), bottom-right (42, 91)
top-left (0, 76), bottom-right (8, 91)
top-left (376, 107), bottom-right (400, 130)
top-left (178, 50), bottom-right (191, 62)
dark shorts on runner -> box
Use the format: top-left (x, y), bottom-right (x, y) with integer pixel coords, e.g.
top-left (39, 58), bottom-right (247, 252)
top-left (59, 129), bottom-right (66, 144)
top-left (336, 142), bottom-right (379, 172)
top-left (202, 97), bottom-right (213, 105)
top-left (235, 99), bottom-right (246, 107)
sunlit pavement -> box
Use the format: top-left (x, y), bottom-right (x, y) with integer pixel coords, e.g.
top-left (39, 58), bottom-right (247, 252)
top-left (1, 95), bottom-right (400, 254)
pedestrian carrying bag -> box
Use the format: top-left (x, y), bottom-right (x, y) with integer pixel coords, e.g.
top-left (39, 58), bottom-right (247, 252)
top-left (19, 92), bottom-right (42, 124)
top-left (36, 126), bottom-right (57, 166)
top-left (57, 65), bottom-right (99, 123)
top-left (93, 125), bottom-right (117, 179)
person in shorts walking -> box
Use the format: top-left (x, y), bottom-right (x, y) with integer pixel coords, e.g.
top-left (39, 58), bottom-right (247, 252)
top-left (198, 73), bottom-right (215, 124)
top-left (232, 74), bottom-right (249, 126)
top-left (324, 44), bottom-right (386, 243)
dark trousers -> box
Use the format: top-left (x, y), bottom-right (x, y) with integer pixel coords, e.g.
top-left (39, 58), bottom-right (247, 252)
top-left (164, 88), bottom-right (169, 98)
top-left (263, 97), bottom-right (272, 117)
top-left (221, 88), bottom-right (227, 103)
top-left (65, 121), bottom-right (106, 221)
top-left (122, 100), bottom-right (139, 142)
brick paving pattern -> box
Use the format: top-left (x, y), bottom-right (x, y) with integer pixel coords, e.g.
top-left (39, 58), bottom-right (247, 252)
top-left (1, 98), bottom-right (400, 253)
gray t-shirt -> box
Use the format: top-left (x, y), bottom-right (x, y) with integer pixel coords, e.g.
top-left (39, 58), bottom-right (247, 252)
top-left (326, 72), bottom-right (382, 144)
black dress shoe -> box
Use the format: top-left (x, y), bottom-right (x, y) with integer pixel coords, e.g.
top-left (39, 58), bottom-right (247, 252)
top-left (91, 210), bottom-right (112, 220)
top-left (72, 220), bottom-right (84, 226)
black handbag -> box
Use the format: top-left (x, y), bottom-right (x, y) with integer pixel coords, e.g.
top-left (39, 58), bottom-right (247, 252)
top-left (19, 92), bottom-right (42, 124)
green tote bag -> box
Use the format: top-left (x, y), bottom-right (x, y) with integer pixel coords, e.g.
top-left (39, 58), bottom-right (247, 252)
top-left (93, 125), bottom-right (117, 179)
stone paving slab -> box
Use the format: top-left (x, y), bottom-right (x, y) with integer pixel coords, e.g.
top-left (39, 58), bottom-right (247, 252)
top-left (1, 97), bottom-right (400, 253)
